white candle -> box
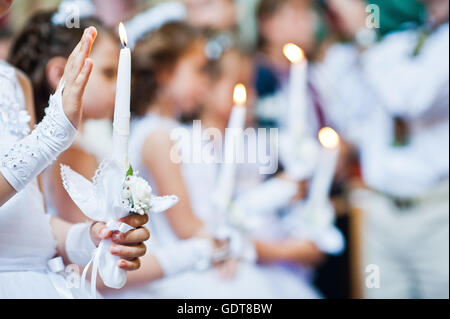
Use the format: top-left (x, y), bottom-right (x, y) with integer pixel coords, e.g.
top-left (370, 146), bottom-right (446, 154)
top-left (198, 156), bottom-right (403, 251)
top-left (283, 43), bottom-right (308, 141)
top-left (112, 22), bottom-right (131, 169)
top-left (308, 127), bottom-right (340, 211)
top-left (214, 84), bottom-right (247, 211)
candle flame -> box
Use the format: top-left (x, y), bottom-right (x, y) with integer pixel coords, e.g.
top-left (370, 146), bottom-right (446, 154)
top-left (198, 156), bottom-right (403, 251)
top-left (119, 22), bottom-right (128, 47)
top-left (233, 84), bottom-right (247, 105)
top-left (283, 43), bottom-right (305, 64)
top-left (318, 127), bottom-right (340, 149)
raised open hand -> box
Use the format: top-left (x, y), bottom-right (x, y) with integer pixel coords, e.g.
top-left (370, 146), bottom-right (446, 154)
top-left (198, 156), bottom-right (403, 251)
top-left (61, 26), bottom-right (97, 128)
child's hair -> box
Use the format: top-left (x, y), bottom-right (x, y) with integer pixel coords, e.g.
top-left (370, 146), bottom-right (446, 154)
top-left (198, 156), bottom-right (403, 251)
top-left (131, 22), bottom-right (203, 116)
top-left (8, 10), bottom-right (112, 122)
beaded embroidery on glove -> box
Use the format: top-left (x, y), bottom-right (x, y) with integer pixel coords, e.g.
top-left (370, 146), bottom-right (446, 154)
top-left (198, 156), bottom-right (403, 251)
top-left (2, 85), bottom-right (70, 183)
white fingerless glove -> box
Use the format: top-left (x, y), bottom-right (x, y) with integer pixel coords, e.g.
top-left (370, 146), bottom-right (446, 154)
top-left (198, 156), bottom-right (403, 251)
top-left (153, 239), bottom-right (214, 277)
top-left (65, 222), bottom-right (97, 266)
top-left (1, 84), bottom-right (76, 192)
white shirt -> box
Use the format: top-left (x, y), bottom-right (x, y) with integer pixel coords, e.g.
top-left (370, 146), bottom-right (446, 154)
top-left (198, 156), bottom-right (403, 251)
top-left (313, 23), bottom-right (449, 198)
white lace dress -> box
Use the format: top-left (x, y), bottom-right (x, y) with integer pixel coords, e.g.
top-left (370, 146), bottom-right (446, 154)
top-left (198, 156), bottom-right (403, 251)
top-left (0, 61), bottom-right (88, 299)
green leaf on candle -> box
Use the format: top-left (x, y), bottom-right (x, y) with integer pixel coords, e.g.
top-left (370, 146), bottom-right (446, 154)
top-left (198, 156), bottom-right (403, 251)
top-left (126, 164), bottom-right (134, 177)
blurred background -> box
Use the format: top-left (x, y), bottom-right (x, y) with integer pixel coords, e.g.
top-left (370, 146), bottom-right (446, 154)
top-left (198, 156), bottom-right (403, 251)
top-left (1, 0), bottom-right (447, 300)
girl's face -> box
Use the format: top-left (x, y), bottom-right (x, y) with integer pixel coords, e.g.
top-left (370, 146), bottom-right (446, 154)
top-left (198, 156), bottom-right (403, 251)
top-left (0, 0), bottom-right (13, 17)
top-left (164, 41), bottom-right (208, 115)
top-left (81, 34), bottom-right (119, 120)
top-left (204, 51), bottom-right (255, 123)
top-left (260, 1), bottom-right (318, 54)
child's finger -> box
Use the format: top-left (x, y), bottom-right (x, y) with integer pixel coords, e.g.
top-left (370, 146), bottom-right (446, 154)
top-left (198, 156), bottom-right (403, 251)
top-left (112, 227), bottom-right (150, 245)
top-left (118, 258), bottom-right (141, 271)
top-left (119, 214), bottom-right (149, 229)
top-left (64, 27), bottom-right (97, 86)
top-left (72, 58), bottom-right (93, 99)
top-left (110, 243), bottom-right (147, 259)
top-left (90, 222), bottom-right (112, 246)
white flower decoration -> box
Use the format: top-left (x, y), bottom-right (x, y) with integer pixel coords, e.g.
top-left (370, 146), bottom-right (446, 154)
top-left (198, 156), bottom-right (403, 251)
top-left (122, 175), bottom-right (153, 215)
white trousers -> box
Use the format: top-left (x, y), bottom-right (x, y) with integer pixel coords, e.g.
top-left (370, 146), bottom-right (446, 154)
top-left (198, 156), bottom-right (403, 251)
top-left (351, 183), bottom-right (449, 299)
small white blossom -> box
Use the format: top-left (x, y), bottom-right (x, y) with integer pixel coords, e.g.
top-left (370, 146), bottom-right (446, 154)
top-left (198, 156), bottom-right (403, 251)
top-left (121, 175), bottom-right (153, 215)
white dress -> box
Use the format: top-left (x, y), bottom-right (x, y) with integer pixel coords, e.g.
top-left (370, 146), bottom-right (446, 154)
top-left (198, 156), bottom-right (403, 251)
top-left (0, 61), bottom-right (88, 299)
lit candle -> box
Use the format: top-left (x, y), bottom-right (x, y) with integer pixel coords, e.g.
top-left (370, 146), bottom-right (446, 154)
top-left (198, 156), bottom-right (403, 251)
top-left (214, 84), bottom-right (247, 211)
top-left (283, 43), bottom-right (308, 141)
top-left (112, 23), bottom-right (131, 169)
top-left (308, 127), bottom-right (340, 211)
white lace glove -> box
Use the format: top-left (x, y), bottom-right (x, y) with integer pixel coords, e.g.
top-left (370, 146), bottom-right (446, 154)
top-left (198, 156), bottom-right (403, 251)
top-left (153, 239), bottom-right (214, 277)
top-left (65, 222), bottom-right (97, 266)
top-left (1, 84), bottom-right (76, 192)
top-left (214, 226), bottom-right (257, 264)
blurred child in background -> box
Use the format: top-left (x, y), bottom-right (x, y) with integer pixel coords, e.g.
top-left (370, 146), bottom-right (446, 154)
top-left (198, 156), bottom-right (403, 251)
top-left (127, 22), bottom-right (242, 298)
top-left (255, 0), bottom-right (358, 298)
top-left (255, 0), bottom-right (449, 299)
top-left (198, 45), bottom-right (324, 298)
top-left (318, 0), bottom-right (449, 299)
top-left (255, 0), bottom-right (324, 101)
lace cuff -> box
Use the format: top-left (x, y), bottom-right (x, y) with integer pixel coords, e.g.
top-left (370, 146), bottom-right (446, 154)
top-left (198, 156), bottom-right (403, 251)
top-left (1, 84), bottom-right (76, 192)
top-left (154, 239), bottom-right (213, 277)
top-left (66, 222), bottom-right (97, 266)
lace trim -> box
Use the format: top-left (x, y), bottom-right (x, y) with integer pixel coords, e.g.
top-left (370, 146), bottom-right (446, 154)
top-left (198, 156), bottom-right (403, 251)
top-left (92, 159), bottom-right (114, 187)
top-left (60, 164), bottom-right (86, 203)
top-left (0, 62), bottom-right (31, 138)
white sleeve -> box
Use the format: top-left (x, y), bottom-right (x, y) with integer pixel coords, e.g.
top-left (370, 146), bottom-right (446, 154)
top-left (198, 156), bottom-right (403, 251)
top-left (363, 121), bottom-right (449, 195)
top-left (361, 24), bottom-right (450, 118)
top-left (65, 222), bottom-right (97, 266)
top-left (312, 44), bottom-right (376, 146)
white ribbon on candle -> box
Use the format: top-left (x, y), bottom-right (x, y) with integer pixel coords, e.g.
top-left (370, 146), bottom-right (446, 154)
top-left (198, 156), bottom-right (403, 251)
top-left (61, 159), bottom-right (178, 298)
